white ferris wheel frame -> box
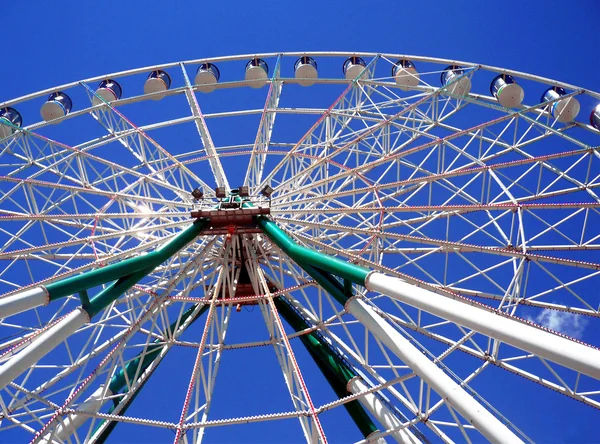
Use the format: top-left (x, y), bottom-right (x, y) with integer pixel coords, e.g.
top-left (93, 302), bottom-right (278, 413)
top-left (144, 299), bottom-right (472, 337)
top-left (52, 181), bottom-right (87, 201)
top-left (0, 51), bottom-right (598, 444)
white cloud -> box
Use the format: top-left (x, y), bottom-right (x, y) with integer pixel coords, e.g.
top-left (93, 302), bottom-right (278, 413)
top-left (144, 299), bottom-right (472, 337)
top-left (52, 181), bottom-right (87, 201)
top-left (527, 309), bottom-right (588, 339)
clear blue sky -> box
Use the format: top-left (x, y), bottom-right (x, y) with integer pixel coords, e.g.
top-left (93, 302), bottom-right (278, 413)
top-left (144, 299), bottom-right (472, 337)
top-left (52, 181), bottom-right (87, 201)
top-left (1, 1), bottom-right (599, 443)
top-left (3, 0), bottom-right (598, 99)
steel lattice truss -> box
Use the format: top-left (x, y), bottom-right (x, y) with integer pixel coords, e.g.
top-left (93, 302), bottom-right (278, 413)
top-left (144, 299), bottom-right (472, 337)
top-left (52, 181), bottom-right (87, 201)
top-left (0, 52), bottom-right (599, 443)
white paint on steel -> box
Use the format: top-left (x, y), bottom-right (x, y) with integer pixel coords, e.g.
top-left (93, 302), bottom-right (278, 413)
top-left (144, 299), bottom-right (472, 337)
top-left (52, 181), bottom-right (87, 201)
top-left (180, 63), bottom-right (230, 191)
top-left (365, 272), bottom-right (600, 381)
top-left (347, 377), bottom-right (421, 444)
top-left (41, 385), bottom-right (112, 443)
top-left (0, 307), bottom-right (89, 391)
top-left (0, 286), bottom-right (49, 319)
top-left (345, 297), bottom-right (522, 444)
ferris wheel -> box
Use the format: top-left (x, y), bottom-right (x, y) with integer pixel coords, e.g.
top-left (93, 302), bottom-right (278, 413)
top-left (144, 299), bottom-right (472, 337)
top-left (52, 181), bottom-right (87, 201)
top-left (0, 51), bottom-right (599, 443)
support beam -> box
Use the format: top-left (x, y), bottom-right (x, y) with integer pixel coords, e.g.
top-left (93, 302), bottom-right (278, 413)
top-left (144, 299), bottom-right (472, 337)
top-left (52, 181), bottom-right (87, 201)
top-left (39, 305), bottom-right (209, 442)
top-left (245, 55), bottom-right (283, 190)
top-left (305, 264), bottom-right (522, 443)
top-left (257, 217), bottom-right (368, 287)
top-left (365, 272), bottom-right (600, 381)
top-left (40, 385), bottom-right (112, 443)
top-left (108, 305), bottom-right (209, 394)
top-left (0, 269), bottom-right (148, 392)
top-left (0, 287), bottom-right (49, 319)
top-left (0, 220), bottom-right (207, 318)
top-left (0, 221), bottom-right (206, 393)
top-left (345, 296), bottom-right (521, 444)
top-left (86, 268), bottom-right (153, 318)
top-left (274, 298), bottom-right (385, 441)
top-left (259, 216), bottom-right (600, 381)
top-left (251, 270), bottom-right (327, 442)
top-left (0, 308), bottom-right (90, 391)
top-left (259, 218), bottom-right (522, 443)
top-left (46, 220), bottom-right (207, 300)
top-left (180, 63), bottom-right (230, 191)
top-left (77, 305), bottom-right (210, 442)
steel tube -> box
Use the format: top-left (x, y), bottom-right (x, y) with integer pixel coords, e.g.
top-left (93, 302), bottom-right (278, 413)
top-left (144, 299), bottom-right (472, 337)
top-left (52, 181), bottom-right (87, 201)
top-left (260, 218), bottom-right (522, 442)
top-left (45, 220), bottom-right (206, 300)
top-left (366, 272), bottom-right (600, 380)
top-left (346, 297), bottom-right (522, 444)
top-left (258, 216), bottom-right (369, 286)
top-left (0, 286), bottom-right (49, 318)
top-left (274, 298), bottom-right (380, 439)
top-left (0, 220), bottom-right (206, 320)
top-left (40, 385), bottom-right (112, 443)
top-left (0, 308), bottom-right (89, 391)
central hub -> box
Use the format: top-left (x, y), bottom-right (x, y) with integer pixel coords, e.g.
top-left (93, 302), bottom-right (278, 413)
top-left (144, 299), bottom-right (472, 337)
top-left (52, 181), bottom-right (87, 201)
top-left (190, 188), bottom-right (270, 235)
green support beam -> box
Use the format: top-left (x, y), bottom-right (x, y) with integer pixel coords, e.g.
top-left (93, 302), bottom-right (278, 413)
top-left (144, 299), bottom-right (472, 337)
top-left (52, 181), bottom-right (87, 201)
top-left (303, 263), bottom-right (352, 306)
top-left (46, 219), bottom-right (208, 301)
top-left (274, 298), bottom-right (378, 439)
top-left (94, 304), bottom-right (210, 441)
top-left (108, 304), bottom-right (210, 393)
top-left (257, 216), bottom-right (369, 286)
top-left (34, 219), bottom-right (209, 320)
top-left (260, 217), bottom-right (427, 443)
top-left (308, 349), bottom-right (379, 439)
top-left (85, 267), bottom-right (153, 318)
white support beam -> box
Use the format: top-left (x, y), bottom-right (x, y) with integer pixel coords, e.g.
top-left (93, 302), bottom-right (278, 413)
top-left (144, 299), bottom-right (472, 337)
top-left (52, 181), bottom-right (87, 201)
top-left (366, 272), bottom-right (600, 380)
top-left (245, 56), bottom-right (283, 190)
top-left (180, 63), bottom-right (230, 191)
top-left (40, 385), bottom-right (112, 443)
top-left (0, 286), bottom-right (49, 319)
top-left (0, 308), bottom-right (89, 391)
top-left (346, 297), bottom-right (522, 444)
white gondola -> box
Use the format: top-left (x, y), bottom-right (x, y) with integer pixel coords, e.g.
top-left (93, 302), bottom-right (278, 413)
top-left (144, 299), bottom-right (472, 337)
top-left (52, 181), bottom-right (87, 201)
top-left (92, 79), bottom-right (123, 106)
top-left (40, 92), bottom-right (73, 122)
top-left (541, 87), bottom-right (580, 123)
top-left (245, 58), bottom-right (269, 89)
top-left (441, 65), bottom-right (472, 96)
top-left (591, 104), bottom-right (600, 130)
top-left (490, 74), bottom-right (524, 108)
top-left (0, 107), bottom-right (23, 138)
top-left (343, 56), bottom-right (368, 81)
top-left (392, 59), bottom-right (420, 90)
top-left (294, 56), bottom-right (318, 87)
top-left (144, 70), bottom-right (171, 100)
top-left (195, 63), bottom-right (221, 93)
